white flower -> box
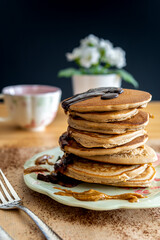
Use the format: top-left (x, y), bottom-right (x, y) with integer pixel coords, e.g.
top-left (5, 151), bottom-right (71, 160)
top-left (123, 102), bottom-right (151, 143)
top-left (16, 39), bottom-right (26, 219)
top-left (105, 47), bottom-right (126, 68)
top-left (66, 34), bottom-right (126, 69)
top-left (66, 47), bottom-right (81, 61)
top-left (99, 39), bottom-right (113, 63)
top-left (79, 47), bottom-right (100, 68)
top-left (99, 39), bottom-right (113, 50)
top-left (80, 34), bottom-right (99, 47)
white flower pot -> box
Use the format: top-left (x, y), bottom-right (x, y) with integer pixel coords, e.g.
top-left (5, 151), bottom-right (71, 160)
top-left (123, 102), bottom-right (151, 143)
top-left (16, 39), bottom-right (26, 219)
top-left (72, 74), bottom-right (121, 95)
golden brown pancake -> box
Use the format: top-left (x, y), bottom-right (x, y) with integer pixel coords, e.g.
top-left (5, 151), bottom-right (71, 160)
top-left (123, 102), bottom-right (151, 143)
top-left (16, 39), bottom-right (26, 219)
top-left (69, 108), bottom-right (138, 122)
top-left (59, 88), bottom-right (155, 188)
top-left (68, 111), bottom-right (149, 134)
top-left (59, 132), bottom-right (148, 157)
top-left (59, 156), bottom-right (155, 187)
top-left (109, 164), bottom-right (155, 187)
top-left (85, 145), bottom-right (157, 164)
top-left (67, 89), bottom-right (151, 112)
top-left (68, 127), bottom-right (146, 148)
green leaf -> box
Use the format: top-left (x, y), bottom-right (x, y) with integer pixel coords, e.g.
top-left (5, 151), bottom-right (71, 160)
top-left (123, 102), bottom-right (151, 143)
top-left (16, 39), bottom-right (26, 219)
top-left (109, 69), bottom-right (139, 88)
top-left (58, 67), bottom-right (139, 88)
top-left (58, 68), bottom-right (82, 78)
top-left (80, 66), bottom-right (110, 75)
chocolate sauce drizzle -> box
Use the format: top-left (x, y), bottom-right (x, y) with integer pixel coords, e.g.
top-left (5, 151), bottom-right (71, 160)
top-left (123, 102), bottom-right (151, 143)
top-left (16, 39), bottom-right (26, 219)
top-left (37, 154), bottom-right (81, 187)
top-left (59, 132), bottom-right (70, 149)
top-left (54, 154), bottom-right (74, 173)
top-left (37, 172), bottom-right (81, 188)
top-left (35, 155), bottom-right (54, 165)
top-left (62, 87), bottom-right (124, 112)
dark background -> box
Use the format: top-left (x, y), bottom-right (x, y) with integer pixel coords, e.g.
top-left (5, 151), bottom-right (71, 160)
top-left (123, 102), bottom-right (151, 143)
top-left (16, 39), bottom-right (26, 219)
top-left (0, 0), bottom-right (160, 100)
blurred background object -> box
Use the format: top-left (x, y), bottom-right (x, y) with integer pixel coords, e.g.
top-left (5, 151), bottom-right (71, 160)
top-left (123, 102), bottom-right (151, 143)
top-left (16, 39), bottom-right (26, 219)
top-left (0, 85), bottom-right (61, 131)
top-left (0, 0), bottom-right (160, 100)
top-left (58, 34), bottom-right (138, 94)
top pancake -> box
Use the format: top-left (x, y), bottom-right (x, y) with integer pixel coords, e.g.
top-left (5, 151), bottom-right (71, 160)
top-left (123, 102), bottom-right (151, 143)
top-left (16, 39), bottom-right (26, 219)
top-left (69, 108), bottom-right (138, 123)
top-left (65, 89), bottom-right (151, 112)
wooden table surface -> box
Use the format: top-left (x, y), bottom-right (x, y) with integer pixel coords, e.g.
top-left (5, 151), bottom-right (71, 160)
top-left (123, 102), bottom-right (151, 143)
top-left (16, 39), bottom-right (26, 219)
top-left (0, 102), bottom-right (160, 240)
top-left (0, 102), bottom-right (160, 148)
top-left (0, 104), bottom-right (67, 148)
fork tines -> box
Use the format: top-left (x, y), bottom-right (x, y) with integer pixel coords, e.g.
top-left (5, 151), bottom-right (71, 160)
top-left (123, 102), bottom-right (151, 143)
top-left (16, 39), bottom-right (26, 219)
top-left (0, 169), bottom-right (20, 204)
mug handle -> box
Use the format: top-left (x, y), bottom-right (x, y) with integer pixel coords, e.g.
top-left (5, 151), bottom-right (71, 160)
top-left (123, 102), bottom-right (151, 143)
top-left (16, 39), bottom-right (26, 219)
top-left (0, 94), bottom-right (10, 122)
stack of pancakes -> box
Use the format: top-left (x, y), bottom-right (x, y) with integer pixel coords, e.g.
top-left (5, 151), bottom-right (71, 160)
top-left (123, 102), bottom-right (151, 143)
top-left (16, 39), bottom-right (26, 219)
top-left (58, 88), bottom-right (157, 187)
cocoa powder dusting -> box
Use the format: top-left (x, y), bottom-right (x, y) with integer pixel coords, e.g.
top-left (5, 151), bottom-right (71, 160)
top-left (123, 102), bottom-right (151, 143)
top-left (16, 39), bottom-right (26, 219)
top-left (0, 143), bottom-right (160, 240)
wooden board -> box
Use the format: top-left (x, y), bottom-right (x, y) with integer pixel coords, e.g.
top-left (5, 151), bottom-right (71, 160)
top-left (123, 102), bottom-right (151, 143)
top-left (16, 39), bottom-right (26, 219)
top-left (0, 102), bottom-right (160, 240)
top-left (0, 102), bottom-right (160, 148)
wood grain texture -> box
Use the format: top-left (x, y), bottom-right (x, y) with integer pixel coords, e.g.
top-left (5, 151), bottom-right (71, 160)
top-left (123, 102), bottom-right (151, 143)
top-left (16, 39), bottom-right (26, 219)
top-left (0, 102), bottom-right (160, 240)
top-left (0, 104), bottom-right (68, 148)
top-left (0, 142), bottom-right (160, 240)
top-left (0, 102), bottom-right (160, 148)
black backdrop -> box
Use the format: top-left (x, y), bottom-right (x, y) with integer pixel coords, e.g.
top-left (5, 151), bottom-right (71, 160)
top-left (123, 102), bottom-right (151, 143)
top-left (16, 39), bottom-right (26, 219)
top-left (1, 0), bottom-right (160, 100)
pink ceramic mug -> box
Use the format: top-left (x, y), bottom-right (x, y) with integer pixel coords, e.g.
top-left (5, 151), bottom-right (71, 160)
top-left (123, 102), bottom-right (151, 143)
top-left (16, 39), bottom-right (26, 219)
top-left (0, 85), bottom-right (62, 131)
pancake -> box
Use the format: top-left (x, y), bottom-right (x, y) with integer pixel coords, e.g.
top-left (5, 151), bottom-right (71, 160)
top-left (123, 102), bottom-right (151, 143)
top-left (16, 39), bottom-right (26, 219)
top-left (68, 127), bottom-right (146, 149)
top-left (68, 111), bottom-right (149, 134)
top-left (66, 89), bottom-right (151, 112)
top-left (59, 132), bottom-right (148, 157)
top-left (109, 164), bottom-right (155, 187)
top-left (59, 87), bottom-right (155, 188)
top-left (85, 145), bottom-right (157, 164)
top-left (69, 108), bottom-right (138, 122)
top-left (57, 156), bottom-right (154, 187)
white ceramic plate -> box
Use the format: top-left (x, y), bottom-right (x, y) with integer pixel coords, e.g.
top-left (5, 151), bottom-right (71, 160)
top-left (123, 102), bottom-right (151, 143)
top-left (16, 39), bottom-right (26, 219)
top-left (24, 147), bottom-right (160, 211)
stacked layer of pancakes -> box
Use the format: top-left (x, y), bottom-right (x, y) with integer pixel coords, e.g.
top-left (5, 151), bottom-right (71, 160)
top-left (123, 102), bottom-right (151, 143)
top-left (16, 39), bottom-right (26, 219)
top-left (58, 88), bottom-right (157, 187)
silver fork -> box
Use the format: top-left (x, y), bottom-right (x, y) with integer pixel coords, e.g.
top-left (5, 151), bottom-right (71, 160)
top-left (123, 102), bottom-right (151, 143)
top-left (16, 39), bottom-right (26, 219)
top-left (0, 169), bottom-right (62, 240)
top-left (0, 225), bottom-right (14, 240)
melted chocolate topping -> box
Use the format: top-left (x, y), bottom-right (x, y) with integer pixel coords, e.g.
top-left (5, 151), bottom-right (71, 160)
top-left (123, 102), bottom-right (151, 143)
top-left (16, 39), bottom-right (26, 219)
top-left (37, 172), bottom-right (81, 188)
top-left (62, 87), bottom-right (124, 112)
top-left (54, 154), bottom-right (74, 173)
top-left (59, 132), bottom-right (70, 149)
top-left (36, 154), bottom-right (81, 187)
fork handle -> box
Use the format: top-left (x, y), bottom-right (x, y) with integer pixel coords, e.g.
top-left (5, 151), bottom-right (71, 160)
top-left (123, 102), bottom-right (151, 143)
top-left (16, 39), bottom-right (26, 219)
top-left (17, 205), bottom-right (62, 240)
top-left (0, 226), bottom-right (14, 240)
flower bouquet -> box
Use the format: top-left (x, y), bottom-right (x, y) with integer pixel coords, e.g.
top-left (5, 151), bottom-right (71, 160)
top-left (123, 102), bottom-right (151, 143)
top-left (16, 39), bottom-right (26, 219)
top-left (58, 34), bottom-right (138, 93)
